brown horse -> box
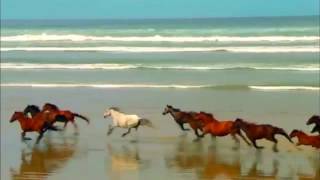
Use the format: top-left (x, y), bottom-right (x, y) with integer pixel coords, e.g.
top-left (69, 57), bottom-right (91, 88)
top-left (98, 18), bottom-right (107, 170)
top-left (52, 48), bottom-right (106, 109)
top-left (307, 115), bottom-right (320, 134)
top-left (42, 103), bottom-right (89, 131)
top-left (162, 105), bottom-right (193, 131)
top-left (290, 130), bottom-right (320, 149)
top-left (10, 112), bottom-right (59, 144)
top-left (195, 113), bottom-right (251, 146)
top-left (162, 105), bottom-right (209, 138)
top-left (234, 118), bottom-right (293, 151)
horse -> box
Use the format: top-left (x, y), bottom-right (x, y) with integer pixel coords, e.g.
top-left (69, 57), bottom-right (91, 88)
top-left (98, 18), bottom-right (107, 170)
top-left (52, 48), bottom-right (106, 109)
top-left (234, 118), bottom-right (293, 151)
top-left (23, 105), bottom-right (41, 118)
top-left (10, 112), bottom-right (60, 144)
top-left (307, 115), bottom-right (320, 134)
top-left (103, 107), bottom-right (154, 137)
top-left (290, 130), bottom-right (320, 149)
top-left (162, 105), bottom-right (195, 131)
top-left (195, 113), bottom-right (251, 146)
top-left (42, 103), bottom-right (89, 131)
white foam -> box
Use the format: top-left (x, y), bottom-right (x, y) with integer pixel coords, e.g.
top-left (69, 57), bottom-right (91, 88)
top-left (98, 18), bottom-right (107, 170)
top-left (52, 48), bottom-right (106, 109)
top-left (1, 63), bottom-right (319, 71)
top-left (2, 34), bottom-right (319, 42)
top-left (0, 83), bottom-right (208, 89)
top-left (249, 86), bottom-right (320, 91)
top-left (1, 46), bottom-right (319, 53)
top-left (1, 63), bottom-right (138, 70)
top-left (1, 83), bottom-right (319, 91)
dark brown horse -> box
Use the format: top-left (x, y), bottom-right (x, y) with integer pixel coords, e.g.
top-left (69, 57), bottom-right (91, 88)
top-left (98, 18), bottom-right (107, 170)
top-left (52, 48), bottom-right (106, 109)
top-left (307, 115), bottom-right (320, 134)
top-left (162, 105), bottom-right (193, 131)
top-left (234, 118), bottom-right (293, 151)
top-left (42, 103), bottom-right (89, 131)
top-left (10, 112), bottom-right (59, 144)
top-left (290, 129), bottom-right (320, 149)
top-left (195, 113), bottom-right (251, 146)
top-left (162, 105), bottom-right (210, 138)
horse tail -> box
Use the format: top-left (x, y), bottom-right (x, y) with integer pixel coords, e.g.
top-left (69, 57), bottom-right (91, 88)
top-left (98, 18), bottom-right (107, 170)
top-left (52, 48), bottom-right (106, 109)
top-left (139, 118), bottom-right (154, 128)
top-left (73, 113), bottom-right (90, 124)
top-left (276, 128), bottom-right (293, 143)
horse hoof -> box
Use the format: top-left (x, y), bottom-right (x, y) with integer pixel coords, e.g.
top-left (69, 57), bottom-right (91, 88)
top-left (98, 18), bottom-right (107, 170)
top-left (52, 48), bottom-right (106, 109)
top-left (22, 137), bottom-right (32, 141)
top-left (232, 146), bottom-right (239, 151)
top-left (193, 138), bottom-right (201, 142)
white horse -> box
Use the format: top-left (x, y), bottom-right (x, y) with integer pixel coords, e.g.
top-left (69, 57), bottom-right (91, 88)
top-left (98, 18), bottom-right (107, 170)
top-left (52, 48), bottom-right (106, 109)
top-left (103, 107), bottom-right (154, 137)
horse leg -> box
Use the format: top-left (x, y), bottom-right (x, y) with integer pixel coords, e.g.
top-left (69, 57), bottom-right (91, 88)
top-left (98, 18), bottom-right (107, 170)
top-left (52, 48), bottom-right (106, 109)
top-left (237, 130), bottom-right (251, 146)
top-left (72, 121), bottom-right (79, 135)
top-left (122, 128), bottom-right (132, 137)
top-left (63, 121), bottom-right (68, 129)
top-left (231, 133), bottom-right (240, 150)
top-left (21, 131), bottom-right (32, 141)
top-left (35, 130), bottom-right (45, 144)
top-left (195, 129), bottom-right (203, 138)
top-left (107, 125), bottom-right (115, 136)
top-left (271, 136), bottom-right (278, 152)
top-left (179, 123), bottom-right (190, 131)
top-left (251, 139), bottom-right (264, 149)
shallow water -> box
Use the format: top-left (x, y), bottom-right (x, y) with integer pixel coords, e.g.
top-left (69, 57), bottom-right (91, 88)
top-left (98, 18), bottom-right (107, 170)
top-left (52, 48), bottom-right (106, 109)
top-left (1, 88), bottom-right (319, 180)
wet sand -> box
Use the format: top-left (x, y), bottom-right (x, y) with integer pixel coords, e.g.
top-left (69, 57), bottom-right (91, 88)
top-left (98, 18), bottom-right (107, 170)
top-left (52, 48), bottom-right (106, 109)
top-left (1, 87), bottom-right (319, 179)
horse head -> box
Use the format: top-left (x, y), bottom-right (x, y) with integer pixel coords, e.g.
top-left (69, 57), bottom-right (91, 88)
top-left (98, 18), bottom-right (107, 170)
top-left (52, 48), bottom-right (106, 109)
top-left (10, 111), bottom-right (24, 123)
top-left (307, 115), bottom-right (320, 125)
top-left (43, 103), bottom-right (59, 111)
top-left (104, 107), bottom-right (120, 118)
top-left (289, 129), bottom-right (302, 138)
top-left (234, 118), bottom-right (245, 128)
top-left (162, 105), bottom-right (172, 115)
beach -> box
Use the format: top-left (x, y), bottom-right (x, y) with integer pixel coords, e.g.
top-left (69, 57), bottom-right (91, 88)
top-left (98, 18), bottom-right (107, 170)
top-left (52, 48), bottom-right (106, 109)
top-left (1, 16), bottom-right (320, 179)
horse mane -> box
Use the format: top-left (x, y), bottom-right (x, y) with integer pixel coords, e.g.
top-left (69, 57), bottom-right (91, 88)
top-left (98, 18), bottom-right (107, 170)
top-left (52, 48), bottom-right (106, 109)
top-left (200, 111), bottom-right (214, 118)
top-left (44, 103), bottom-right (59, 110)
top-left (26, 105), bottom-right (40, 111)
top-left (166, 105), bottom-right (181, 112)
top-left (109, 107), bottom-right (122, 112)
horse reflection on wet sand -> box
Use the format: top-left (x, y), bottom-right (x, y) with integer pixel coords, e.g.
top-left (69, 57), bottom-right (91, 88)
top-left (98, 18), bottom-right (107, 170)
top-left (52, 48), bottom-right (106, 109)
top-left (165, 137), bottom-right (319, 179)
top-left (10, 136), bottom-right (78, 180)
top-left (106, 143), bottom-right (150, 179)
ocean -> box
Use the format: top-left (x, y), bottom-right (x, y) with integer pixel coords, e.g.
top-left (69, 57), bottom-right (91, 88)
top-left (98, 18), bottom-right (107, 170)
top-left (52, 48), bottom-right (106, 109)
top-left (1, 16), bottom-right (320, 179)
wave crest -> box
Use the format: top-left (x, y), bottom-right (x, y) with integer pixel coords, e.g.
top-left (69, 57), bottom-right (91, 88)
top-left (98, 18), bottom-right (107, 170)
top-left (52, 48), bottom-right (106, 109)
top-left (1, 63), bottom-right (319, 71)
top-left (1, 46), bottom-right (319, 53)
top-left (2, 34), bottom-right (319, 42)
top-left (1, 83), bottom-right (319, 91)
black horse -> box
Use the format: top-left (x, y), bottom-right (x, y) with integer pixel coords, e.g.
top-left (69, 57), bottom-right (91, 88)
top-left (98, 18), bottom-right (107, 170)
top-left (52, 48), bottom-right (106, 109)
top-left (307, 115), bottom-right (320, 134)
top-left (23, 105), bottom-right (41, 117)
top-left (23, 104), bottom-right (69, 124)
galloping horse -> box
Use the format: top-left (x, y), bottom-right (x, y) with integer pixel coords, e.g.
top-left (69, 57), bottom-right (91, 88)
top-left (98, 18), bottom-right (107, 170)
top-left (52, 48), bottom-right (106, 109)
top-left (307, 115), bottom-right (320, 134)
top-left (10, 112), bottom-right (59, 143)
top-left (290, 130), bottom-right (320, 149)
top-left (234, 118), bottom-right (293, 151)
top-left (195, 113), bottom-right (251, 146)
top-left (42, 103), bottom-right (89, 131)
top-left (162, 105), bottom-right (194, 131)
top-left (104, 107), bottom-right (154, 137)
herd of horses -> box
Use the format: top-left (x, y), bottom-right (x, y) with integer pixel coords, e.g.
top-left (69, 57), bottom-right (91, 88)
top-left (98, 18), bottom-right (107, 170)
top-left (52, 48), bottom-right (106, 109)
top-left (162, 105), bottom-right (320, 151)
top-left (9, 103), bottom-right (320, 151)
top-left (10, 103), bottom-right (89, 144)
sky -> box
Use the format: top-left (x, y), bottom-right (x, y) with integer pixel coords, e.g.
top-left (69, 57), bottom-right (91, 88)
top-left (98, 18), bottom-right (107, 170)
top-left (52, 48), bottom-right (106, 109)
top-left (1, 0), bottom-right (319, 19)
